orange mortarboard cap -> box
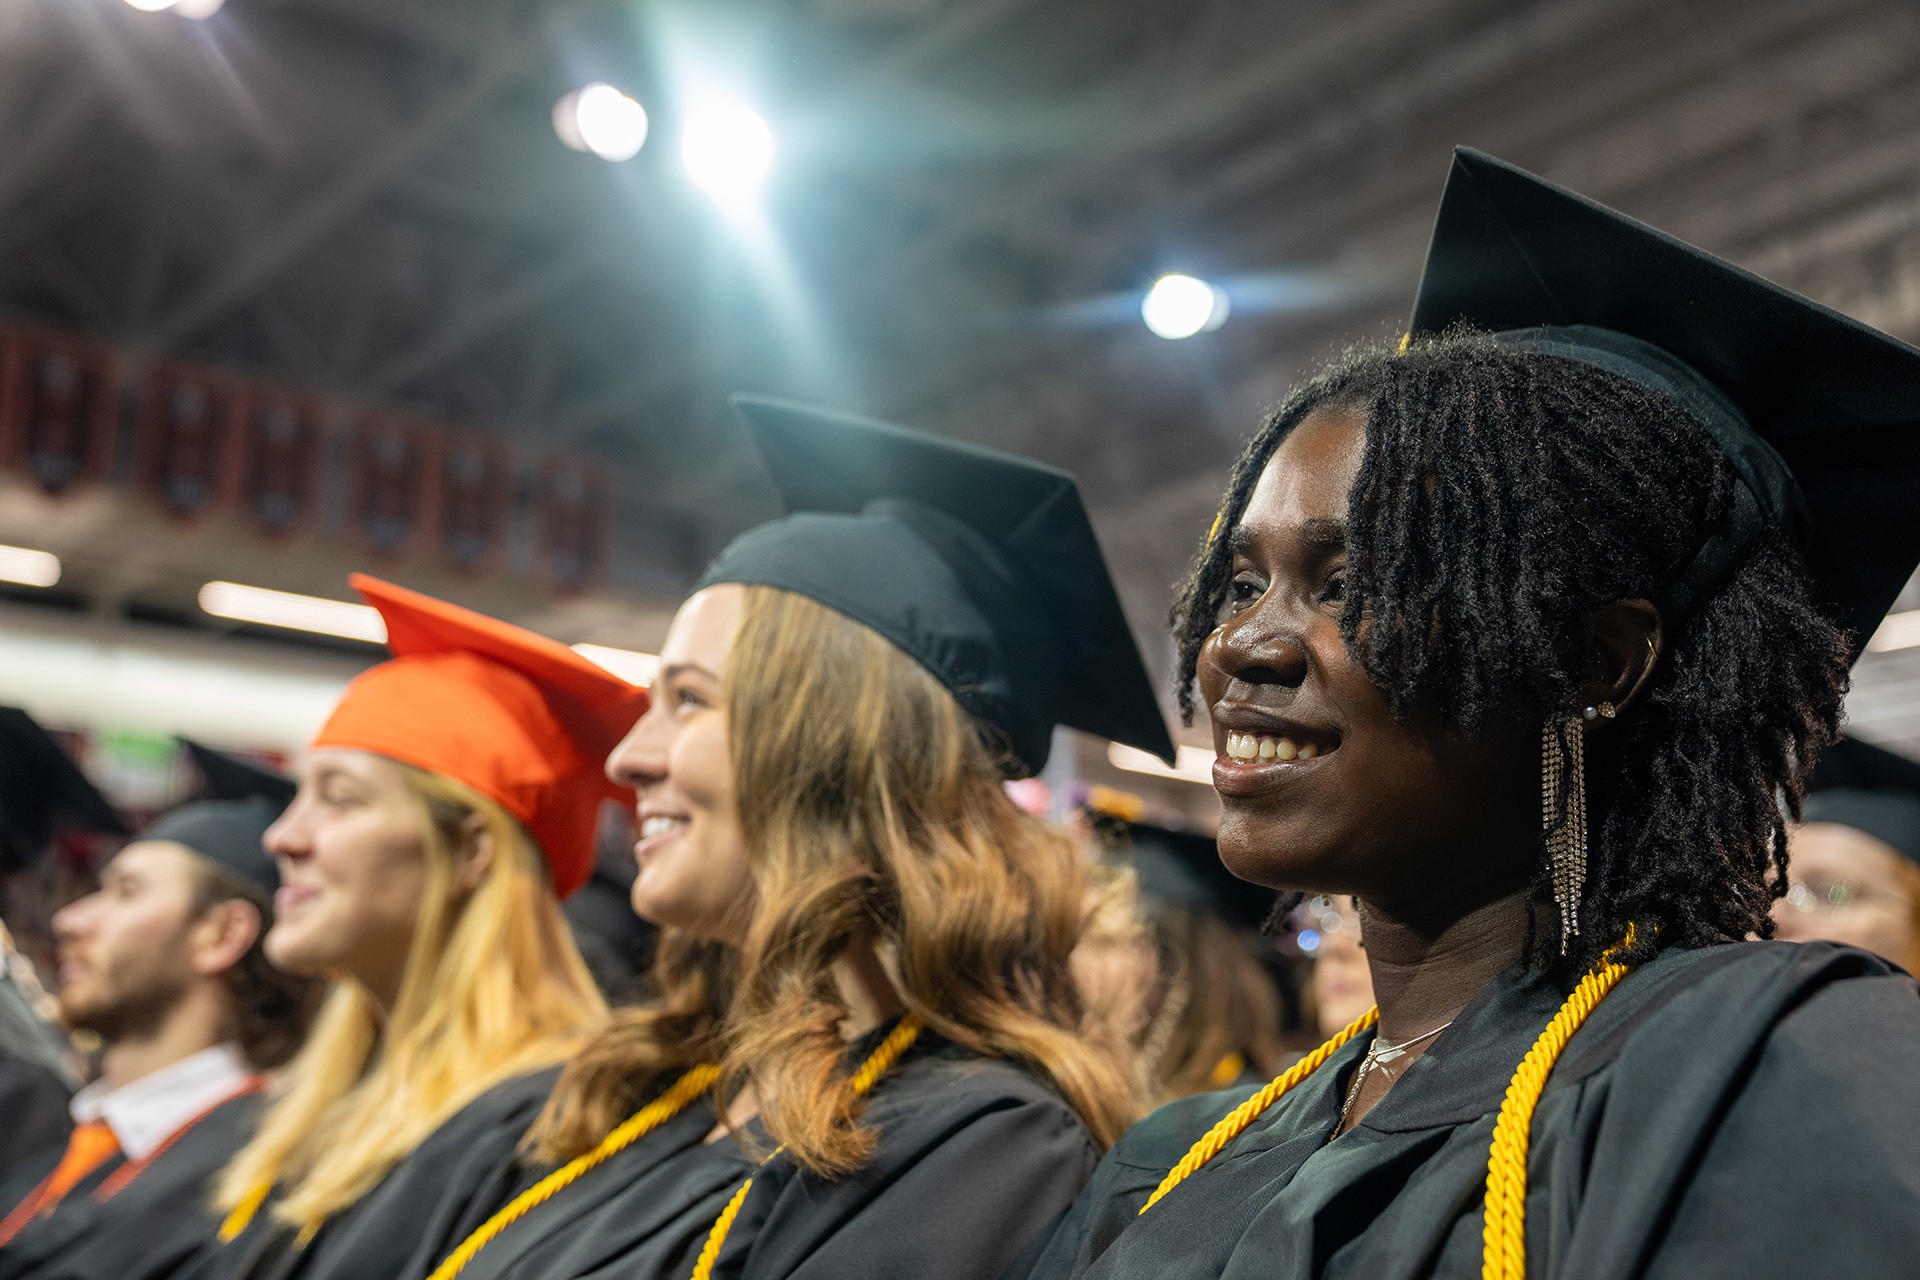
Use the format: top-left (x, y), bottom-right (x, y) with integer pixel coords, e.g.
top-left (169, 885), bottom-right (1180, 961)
top-left (310, 574), bottom-right (648, 898)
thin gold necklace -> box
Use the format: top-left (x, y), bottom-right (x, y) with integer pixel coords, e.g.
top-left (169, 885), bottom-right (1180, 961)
top-left (1335, 1016), bottom-right (1453, 1131)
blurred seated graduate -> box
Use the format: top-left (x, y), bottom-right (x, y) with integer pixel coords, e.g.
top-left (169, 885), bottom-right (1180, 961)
top-left (1774, 736), bottom-right (1920, 973)
top-left (1022, 150), bottom-right (1920, 1280)
top-left (0, 744), bottom-right (320, 1280)
top-left (0, 710), bottom-right (127, 1182)
top-left (1079, 806), bottom-right (1288, 1103)
top-left (196, 577), bottom-right (642, 1280)
top-left (415, 396), bottom-right (1174, 1280)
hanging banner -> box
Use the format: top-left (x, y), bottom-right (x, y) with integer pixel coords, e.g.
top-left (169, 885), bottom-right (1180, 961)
top-left (440, 432), bottom-right (514, 577)
top-left (532, 456), bottom-right (610, 592)
top-left (349, 411), bottom-right (443, 561)
top-left (134, 363), bottom-right (245, 524)
top-left (237, 387), bottom-right (329, 541)
top-left (0, 329), bottom-right (118, 496)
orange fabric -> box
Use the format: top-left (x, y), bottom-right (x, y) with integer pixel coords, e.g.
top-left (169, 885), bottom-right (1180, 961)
top-left (311, 576), bottom-right (648, 897)
top-left (0, 1120), bottom-right (120, 1244)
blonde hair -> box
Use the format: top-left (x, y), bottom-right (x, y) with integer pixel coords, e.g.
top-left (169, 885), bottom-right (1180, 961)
top-left (531, 586), bottom-right (1139, 1173)
top-left (1136, 897), bottom-right (1285, 1104)
top-left (216, 767), bottom-right (607, 1235)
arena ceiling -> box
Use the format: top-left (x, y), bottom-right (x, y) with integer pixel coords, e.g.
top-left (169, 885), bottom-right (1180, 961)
top-left (4, 0), bottom-right (1920, 756)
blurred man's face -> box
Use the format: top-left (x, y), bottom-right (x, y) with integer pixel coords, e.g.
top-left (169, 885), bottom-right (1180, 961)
top-left (52, 842), bottom-right (201, 1042)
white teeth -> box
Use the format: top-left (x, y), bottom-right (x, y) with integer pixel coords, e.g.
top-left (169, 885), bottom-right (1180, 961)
top-left (1222, 732), bottom-right (1324, 763)
top-left (640, 816), bottom-right (688, 839)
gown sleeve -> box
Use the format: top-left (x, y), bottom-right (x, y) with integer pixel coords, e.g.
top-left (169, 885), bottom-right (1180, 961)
top-left (1636, 970), bottom-right (1920, 1278)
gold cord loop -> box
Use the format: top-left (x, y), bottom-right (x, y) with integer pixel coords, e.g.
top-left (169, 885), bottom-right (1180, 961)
top-left (688, 1014), bottom-right (924, 1280)
top-left (424, 1062), bottom-right (723, 1280)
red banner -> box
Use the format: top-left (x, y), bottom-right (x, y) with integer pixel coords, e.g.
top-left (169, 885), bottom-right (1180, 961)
top-left (349, 412), bottom-right (443, 562)
top-left (0, 330), bottom-right (118, 496)
top-left (134, 363), bottom-right (247, 524)
top-left (533, 456), bottom-right (610, 592)
top-left (236, 386), bottom-right (329, 542)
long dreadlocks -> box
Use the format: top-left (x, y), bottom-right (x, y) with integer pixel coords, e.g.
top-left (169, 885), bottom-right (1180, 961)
top-left (1170, 328), bottom-right (1851, 978)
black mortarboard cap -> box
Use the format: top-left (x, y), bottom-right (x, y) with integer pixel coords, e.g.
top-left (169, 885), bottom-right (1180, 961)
top-left (696, 395), bottom-right (1176, 775)
top-left (0, 707), bottom-right (125, 873)
top-left (181, 739), bottom-right (297, 809)
top-left (138, 741), bottom-right (294, 895)
top-left (1802, 736), bottom-right (1920, 867)
top-left (1088, 811), bottom-right (1272, 932)
top-left (1410, 147), bottom-right (1920, 657)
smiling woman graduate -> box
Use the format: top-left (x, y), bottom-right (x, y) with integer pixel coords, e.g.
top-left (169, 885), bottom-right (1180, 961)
top-left (192, 577), bottom-right (641, 1280)
top-left (414, 398), bottom-right (1174, 1280)
top-left (1019, 149), bottom-right (1920, 1280)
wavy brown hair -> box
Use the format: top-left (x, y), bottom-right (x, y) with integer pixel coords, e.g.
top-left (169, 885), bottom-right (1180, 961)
top-left (530, 586), bottom-right (1138, 1174)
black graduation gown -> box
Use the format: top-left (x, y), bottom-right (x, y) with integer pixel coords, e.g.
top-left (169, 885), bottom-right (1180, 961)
top-left (185, 1067), bottom-right (561, 1280)
top-left (0, 1093), bottom-right (263, 1280)
top-left (0, 1055), bottom-right (71, 1189)
top-left (1023, 940), bottom-right (1920, 1280)
top-left (423, 1030), bottom-right (1101, 1280)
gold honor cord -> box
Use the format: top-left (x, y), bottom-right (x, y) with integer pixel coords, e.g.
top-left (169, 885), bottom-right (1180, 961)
top-left (688, 1014), bottom-right (925, 1280)
top-left (426, 1062), bottom-right (724, 1280)
top-left (1137, 947), bottom-right (1634, 1280)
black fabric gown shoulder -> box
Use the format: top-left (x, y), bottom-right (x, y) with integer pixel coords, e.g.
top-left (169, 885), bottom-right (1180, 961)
top-left (184, 1066), bottom-right (561, 1280)
top-left (0, 1092), bottom-right (263, 1280)
top-left (0, 1055), bottom-right (72, 1191)
top-left (1023, 940), bottom-right (1920, 1280)
top-left (429, 1028), bottom-right (1102, 1280)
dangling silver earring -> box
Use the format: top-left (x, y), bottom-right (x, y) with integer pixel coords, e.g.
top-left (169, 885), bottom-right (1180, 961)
top-left (1543, 701), bottom-right (1612, 954)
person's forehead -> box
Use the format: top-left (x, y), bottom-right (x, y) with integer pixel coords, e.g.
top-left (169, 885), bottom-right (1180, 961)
top-left (1792, 822), bottom-right (1911, 883)
top-left (662, 584), bottom-right (745, 668)
top-left (1245, 405), bottom-right (1369, 528)
top-left (104, 839), bottom-right (199, 886)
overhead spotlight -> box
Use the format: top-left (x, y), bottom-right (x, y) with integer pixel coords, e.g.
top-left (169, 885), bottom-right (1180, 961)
top-left (1142, 274), bottom-right (1229, 340)
top-left (1107, 743), bottom-right (1216, 786)
top-left (198, 582), bottom-right (387, 644)
top-left (553, 83), bottom-right (650, 162)
top-left (571, 643), bottom-right (660, 687)
top-left (680, 97), bottom-right (775, 209)
top-left (125, 0), bottom-right (225, 16)
top-left (0, 544), bottom-right (61, 589)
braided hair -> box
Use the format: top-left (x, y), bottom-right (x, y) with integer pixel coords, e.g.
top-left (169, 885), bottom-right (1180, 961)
top-left (1170, 329), bottom-right (1852, 978)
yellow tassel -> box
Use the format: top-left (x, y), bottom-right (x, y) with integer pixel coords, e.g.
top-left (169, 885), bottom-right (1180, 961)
top-left (425, 1062), bottom-right (722, 1280)
top-left (1398, 331), bottom-right (1413, 353)
top-left (217, 1181), bottom-right (272, 1243)
top-left (688, 1177), bottom-right (755, 1280)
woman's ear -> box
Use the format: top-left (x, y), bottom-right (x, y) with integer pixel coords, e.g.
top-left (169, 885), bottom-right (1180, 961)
top-left (452, 812), bottom-right (495, 895)
top-left (1578, 598), bottom-right (1663, 716)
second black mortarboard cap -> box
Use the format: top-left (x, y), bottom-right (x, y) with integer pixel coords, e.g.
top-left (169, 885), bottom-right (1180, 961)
top-left (133, 741), bottom-right (297, 895)
top-left (696, 395), bottom-right (1176, 775)
top-left (0, 707), bottom-right (126, 873)
top-left (1088, 811), bottom-right (1272, 932)
top-left (1802, 736), bottom-right (1920, 867)
top-left (1410, 147), bottom-right (1920, 658)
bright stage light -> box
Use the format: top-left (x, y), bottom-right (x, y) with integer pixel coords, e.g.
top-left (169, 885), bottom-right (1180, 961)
top-left (198, 582), bottom-right (387, 644)
top-left (681, 98), bottom-right (775, 208)
top-left (0, 545), bottom-right (61, 589)
top-left (571, 643), bottom-right (660, 687)
top-left (1107, 742), bottom-right (1216, 785)
top-left (124, 0), bottom-right (225, 16)
top-left (1142, 274), bottom-right (1229, 340)
top-left (553, 83), bottom-right (650, 162)
top-left (1868, 609), bottom-right (1920, 653)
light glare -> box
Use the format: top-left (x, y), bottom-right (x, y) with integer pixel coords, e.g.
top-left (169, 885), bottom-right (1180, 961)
top-left (199, 582), bottom-right (387, 644)
top-left (1107, 742), bottom-right (1215, 785)
top-left (1142, 274), bottom-right (1229, 339)
top-left (554, 84), bottom-right (649, 162)
top-left (0, 545), bottom-right (61, 589)
top-left (1868, 609), bottom-right (1920, 653)
top-left (571, 643), bottom-right (660, 687)
top-left (681, 98), bottom-right (775, 207)
top-left (124, 0), bottom-right (224, 15)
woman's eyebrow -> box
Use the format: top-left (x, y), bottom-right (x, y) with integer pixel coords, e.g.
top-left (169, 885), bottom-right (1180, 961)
top-left (660, 661), bottom-right (721, 684)
top-left (1297, 518), bottom-right (1349, 551)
